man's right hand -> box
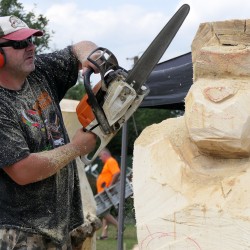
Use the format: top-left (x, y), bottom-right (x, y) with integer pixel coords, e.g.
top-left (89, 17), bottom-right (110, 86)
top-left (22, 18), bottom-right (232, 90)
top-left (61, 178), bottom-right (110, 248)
top-left (71, 128), bottom-right (97, 156)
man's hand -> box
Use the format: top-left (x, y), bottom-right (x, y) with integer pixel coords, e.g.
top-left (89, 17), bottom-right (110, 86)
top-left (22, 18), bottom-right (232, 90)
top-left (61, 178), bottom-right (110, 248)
top-left (81, 49), bottom-right (102, 75)
top-left (72, 41), bottom-right (100, 74)
top-left (71, 128), bottom-right (97, 156)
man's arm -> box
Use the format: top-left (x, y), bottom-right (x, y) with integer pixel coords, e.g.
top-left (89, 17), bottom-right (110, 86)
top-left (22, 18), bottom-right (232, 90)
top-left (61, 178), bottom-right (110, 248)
top-left (110, 172), bottom-right (120, 186)
top-left (3, 129), bottom-right (96, 185)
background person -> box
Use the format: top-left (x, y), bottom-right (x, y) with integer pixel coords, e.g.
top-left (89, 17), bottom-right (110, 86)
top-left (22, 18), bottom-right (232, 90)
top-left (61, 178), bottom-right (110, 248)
top-left (96, 148), bottom-right (120, 240)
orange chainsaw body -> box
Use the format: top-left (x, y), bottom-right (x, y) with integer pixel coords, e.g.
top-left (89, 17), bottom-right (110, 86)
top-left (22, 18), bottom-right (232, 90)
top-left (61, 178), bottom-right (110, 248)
top-left (76, 82), bottom-right (101, 129)
top-left (76, 94), bottom-right (95, 128)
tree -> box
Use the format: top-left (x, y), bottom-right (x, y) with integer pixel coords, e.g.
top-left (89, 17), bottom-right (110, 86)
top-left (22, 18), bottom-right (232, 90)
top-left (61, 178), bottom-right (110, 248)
top-left (64, 83), bottom-right (85, 100)
top-left (0, 0), bottom-right (52, 53)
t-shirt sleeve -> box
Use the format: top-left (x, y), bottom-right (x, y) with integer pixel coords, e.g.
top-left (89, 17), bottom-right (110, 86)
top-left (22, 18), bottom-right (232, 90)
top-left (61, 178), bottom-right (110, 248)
top-left (108, 158), bottom-right (120, 175)
top-left (35, 46), bottom-right (79, 101)
top-left (0, 103), bottom-right (29, 168)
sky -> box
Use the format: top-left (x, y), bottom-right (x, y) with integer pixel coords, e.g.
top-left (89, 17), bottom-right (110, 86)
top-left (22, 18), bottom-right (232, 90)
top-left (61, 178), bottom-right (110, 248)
top-left (22, 0), bottom-right (250, 72)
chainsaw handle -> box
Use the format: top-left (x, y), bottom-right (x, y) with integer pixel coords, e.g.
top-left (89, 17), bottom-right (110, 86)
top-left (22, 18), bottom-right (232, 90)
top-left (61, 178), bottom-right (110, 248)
top-left (81, 140), bottom-right (106, 165)
top-left (83, 69), bottom-right (112, 134)
top-left (79, 68), bottom-right (114, 165)
top-left (83, 68), bottom-right (94, 83)
top-left (81, 126), bottom-right (116, 165)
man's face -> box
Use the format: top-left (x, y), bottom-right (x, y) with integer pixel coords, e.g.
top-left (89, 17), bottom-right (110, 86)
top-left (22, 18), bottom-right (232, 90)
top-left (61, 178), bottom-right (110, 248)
top-left (0, 37), bottom-right (36, 75)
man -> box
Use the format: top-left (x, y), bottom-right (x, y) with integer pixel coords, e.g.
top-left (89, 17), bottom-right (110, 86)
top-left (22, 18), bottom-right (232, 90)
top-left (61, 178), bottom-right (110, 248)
top-left (96, 148), bottom-right (120, 240)
top-left (0, 15), bottom-right (100, 249)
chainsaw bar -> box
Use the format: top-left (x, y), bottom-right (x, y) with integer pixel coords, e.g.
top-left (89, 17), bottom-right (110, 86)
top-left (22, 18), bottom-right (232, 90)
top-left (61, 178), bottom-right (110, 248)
top-left (125, 4), bottom-right (190, 93)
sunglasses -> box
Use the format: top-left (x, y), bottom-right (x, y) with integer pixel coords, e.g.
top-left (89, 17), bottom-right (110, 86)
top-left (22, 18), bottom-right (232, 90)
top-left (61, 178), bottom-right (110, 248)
top-left (0, 36), bottom-right (33, 50)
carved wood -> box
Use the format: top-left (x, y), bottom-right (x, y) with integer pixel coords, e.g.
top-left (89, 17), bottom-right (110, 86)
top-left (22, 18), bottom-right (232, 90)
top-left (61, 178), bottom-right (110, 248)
top-left (133, 19), bottom-right (250, 249)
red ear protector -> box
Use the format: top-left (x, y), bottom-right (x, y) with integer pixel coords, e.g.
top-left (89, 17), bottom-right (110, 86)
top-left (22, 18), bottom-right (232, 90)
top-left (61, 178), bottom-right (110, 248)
top-left (0, 48), bottom-right (6, 68)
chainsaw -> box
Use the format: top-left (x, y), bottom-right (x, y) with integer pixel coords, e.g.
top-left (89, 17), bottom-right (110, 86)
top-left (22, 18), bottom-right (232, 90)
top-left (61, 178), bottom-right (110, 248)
top-left (76, 4), bottom-right (190, 165)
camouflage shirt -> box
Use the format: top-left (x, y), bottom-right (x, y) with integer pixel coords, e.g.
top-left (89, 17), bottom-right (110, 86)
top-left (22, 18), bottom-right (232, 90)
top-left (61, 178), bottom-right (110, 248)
top-left (0, 47), bottom-right (83, 246)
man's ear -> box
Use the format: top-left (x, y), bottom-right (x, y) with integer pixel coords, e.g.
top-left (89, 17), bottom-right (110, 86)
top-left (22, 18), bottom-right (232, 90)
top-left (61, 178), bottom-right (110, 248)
top-left (0, 48), bottom-right (6, 68)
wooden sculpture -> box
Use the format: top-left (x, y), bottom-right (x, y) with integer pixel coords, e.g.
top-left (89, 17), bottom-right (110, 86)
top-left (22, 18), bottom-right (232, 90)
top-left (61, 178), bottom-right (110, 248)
top-left (133, 19), bottom-right (250, 250)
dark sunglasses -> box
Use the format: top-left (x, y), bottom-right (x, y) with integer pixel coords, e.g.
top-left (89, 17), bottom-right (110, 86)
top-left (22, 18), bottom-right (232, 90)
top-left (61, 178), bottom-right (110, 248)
top-left (0, 36), bottom-right (33, 50)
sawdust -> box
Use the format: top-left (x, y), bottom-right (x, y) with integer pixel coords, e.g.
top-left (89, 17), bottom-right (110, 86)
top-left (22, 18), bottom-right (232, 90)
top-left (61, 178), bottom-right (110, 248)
top-left (39, 144), bottom-right (80, 178)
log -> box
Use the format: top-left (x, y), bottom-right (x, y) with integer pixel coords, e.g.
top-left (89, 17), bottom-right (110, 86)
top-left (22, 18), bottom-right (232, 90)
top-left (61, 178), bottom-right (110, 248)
top-left (133, 19), bottom-right (250, 249)
top-left (60, 99), bottom-right (100, 250)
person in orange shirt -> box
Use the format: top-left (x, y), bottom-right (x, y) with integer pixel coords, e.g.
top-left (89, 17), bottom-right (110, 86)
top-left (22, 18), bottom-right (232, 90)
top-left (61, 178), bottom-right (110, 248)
top-left (96, 148), bottom-right (120, 240)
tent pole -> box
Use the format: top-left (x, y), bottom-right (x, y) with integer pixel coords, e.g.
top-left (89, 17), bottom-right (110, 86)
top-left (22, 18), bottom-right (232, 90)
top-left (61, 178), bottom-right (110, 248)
top-left (117, 121), bottom-right (128, 250)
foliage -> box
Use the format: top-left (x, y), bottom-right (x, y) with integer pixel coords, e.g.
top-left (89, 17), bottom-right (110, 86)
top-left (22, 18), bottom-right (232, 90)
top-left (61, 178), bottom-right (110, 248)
top-left (0, 0), bottom-right (52, 53)
top-left (64, 82), bottom-right (85, 100)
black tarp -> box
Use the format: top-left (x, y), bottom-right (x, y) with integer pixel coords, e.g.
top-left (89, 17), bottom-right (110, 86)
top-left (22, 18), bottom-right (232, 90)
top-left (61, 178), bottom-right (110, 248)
top-left (141, 52), bottom-right (193, 110)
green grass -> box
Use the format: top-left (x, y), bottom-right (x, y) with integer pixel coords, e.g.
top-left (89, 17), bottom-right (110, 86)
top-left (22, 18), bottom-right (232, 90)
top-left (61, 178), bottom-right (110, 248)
top-left (96, 223), bottom-right (137, 250)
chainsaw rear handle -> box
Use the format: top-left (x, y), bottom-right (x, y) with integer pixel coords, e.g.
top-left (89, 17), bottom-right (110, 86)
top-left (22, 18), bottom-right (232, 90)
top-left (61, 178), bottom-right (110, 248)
top-left (83, 68), bottom-right (112, 134)
top-left (79, 68), bottom-right (114, 165)
top-left (81, 126), bottom-right (116, 165)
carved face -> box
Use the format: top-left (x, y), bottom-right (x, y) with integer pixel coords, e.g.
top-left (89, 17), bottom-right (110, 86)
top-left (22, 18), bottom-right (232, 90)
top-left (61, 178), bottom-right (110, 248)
top-left (185, 79), bottom-right (250, 158)
top-left (186, 19), bottom-right (250, 158)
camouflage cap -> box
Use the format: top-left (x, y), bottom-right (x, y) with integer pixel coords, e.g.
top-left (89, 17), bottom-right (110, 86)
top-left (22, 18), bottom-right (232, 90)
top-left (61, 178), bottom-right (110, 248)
top-left (0, 16), bottom-right (43, 41)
